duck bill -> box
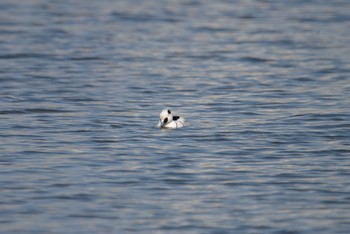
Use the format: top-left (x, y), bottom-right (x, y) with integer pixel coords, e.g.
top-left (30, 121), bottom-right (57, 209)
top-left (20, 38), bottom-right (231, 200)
top-left (157, 120), bottom-right (164, 128)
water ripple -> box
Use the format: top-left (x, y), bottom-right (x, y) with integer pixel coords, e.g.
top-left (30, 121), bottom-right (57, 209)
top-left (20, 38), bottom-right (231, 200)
top-left (0, 0), bottom-right (350, 233)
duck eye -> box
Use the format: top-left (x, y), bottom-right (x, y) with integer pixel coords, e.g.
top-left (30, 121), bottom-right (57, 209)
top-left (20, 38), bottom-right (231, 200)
top-left (164, 118), bottom-right (168, 123)
top-left (167, 110), bottom-right (171, 114)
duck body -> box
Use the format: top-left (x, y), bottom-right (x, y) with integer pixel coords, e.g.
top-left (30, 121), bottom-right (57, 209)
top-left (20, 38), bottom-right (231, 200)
top-left (158, 109), bottom-right (185, 129)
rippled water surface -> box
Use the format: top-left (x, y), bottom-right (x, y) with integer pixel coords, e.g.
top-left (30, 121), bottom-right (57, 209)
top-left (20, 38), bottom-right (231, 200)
top-left (1, 0), bottom-right (350, 233)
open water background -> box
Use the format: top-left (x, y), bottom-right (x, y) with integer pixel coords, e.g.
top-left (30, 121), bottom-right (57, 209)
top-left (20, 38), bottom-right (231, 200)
top-left (1, 0), bottom-right (350, 233)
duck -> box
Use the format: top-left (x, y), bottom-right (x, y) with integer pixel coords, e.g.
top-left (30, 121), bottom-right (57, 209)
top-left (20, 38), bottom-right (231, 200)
top-left (157, 109), bottom-right (185, 129)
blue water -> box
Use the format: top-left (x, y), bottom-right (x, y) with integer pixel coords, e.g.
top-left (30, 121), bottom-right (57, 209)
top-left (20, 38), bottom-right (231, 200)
top-left (1, 0), bottom-right (350, 233)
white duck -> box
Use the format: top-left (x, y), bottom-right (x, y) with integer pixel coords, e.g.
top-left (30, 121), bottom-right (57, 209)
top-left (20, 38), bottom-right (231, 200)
top-left (157, 109), bottom-right (185, 129)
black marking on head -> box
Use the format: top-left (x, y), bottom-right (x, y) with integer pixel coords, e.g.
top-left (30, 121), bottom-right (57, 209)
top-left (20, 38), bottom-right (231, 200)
top-left (173, 116), bottom-right (180, 121)
top-left (164, 117), bottom-right (168, 124)
top-left (167, 110), bottom-right (171, 114)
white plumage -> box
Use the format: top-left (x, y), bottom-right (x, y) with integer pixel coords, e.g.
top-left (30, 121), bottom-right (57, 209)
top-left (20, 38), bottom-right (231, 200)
top-left (157, 109), bottom-right (185, 129)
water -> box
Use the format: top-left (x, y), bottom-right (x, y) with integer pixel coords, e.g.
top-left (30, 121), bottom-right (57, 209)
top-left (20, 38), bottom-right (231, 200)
top-left (1, 0), bottom-right (350, 233)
